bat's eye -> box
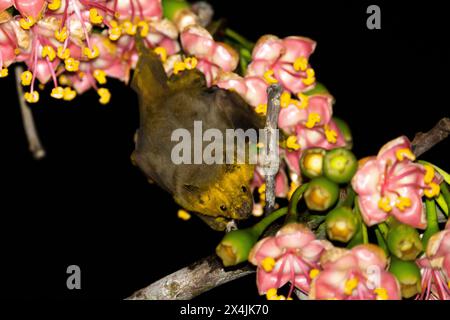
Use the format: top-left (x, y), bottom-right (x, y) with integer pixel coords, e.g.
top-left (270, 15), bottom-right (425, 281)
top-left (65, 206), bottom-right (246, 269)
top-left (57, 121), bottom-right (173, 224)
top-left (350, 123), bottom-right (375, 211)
top-left (220, 205), bottom-right (227, 212)
top-left (241, 186), bottom-right (247, 193)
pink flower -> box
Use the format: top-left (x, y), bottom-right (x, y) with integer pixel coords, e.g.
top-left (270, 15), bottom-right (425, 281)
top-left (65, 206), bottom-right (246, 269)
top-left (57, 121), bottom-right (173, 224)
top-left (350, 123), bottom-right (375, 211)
top-left (246, 35), bottom-right (317, 94)
top-left (352, 136), bottom-right (441, 229)
top-left (216, 72), bottom-right (268, 107)
top-left (0, 0), bottom-right (46, 19)
top-left (310, 244), bottom-right (401, 300)
top-left (252, 166), bottom-right (289, 199)
top-left (249, 223), bottom-right (332, 299)
top-left (180, 24), bottom-right (238, 86)
top-left (0, 13), bottom-right (20, 70)
top-left (108, 0), bottom-right (163, 21)
top-left (416, 224), bottom-right (450, 300)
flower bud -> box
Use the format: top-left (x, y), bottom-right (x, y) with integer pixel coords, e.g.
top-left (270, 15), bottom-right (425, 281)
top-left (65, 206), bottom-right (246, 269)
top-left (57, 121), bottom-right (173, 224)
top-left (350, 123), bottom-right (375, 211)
top-left (389, 257), bottom-right (422, 298)
top-left (216, 228), bottom-right (259, 267)
top-left (300, 148), bottom-right (326, 179)
top-left (387, 224), bottom-right (423, 261)
top-left (323, 148), bottom-right (357, 184)
top-left (325, 206), bottom-right (358, 243)
top-left (304, 177), bottom-right (339, 211)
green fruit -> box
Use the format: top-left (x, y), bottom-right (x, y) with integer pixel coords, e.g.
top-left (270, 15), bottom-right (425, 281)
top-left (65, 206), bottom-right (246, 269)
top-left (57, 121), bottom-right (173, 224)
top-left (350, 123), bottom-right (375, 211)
top-left (389, 257), bottom-right (422, 299)
top-left (332, 117), bottom-right (353, 149)
top-left (304, 177), bottom-right (339, 211)
top-left (387, 224), bottom-right (423, 261)
top-left (325, 206), bottom-right (358, 243)
top-left (323, 148), bottom-right (357, 184)
top-left (300, 148), bottom-right (326, 179)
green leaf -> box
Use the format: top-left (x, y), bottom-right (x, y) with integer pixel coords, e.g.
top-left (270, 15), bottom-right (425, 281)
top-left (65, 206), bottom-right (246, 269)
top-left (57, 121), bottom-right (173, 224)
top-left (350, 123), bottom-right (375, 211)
top-left (436, 193), bottom-right (449, 216)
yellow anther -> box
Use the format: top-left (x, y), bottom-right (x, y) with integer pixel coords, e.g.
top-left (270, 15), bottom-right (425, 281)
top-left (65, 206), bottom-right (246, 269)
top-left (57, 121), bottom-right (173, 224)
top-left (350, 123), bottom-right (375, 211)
top-left (0, 68), bottom-right (9, 78)
top-left (63, 87), bottom-right (76, 101)
top-left (21, 71), bottom-right (32, 85)
top-left (89, 8), bottom-right (103, 25)
top-left (374, 287), bottom-right (389, 300)
top-left (42, 45), bottom-right (56, 61)
top-left (302, 68), bottom-right (316, 86)
top-left (263, 69), bottom-right (278, 84)
top-left (153, 47), bottom-right (167, 62)
top-left (184, 57), bottom-right (198, 70)
top-left (137, 21), bottom-right (149, 37)
top-left (93, 69), bottom-right (107, 85)
top-left (258, 183), bottom-right (266, 194)
top-left (50, 86), bottom-right (64, 99)
top-left (83, 45), bottom-right (100, 59)
top-left (293, 56), bottom-right (308, 72)
top-left (287, 182), bottom-right (299, 200)
top-left (55, 27), bottom-right (68, 43)
top-left (64, 58), bottom-right (80, 72)
top-left (58, 75), bottom-right (69, 86)
top-left (305, 112), bottom-right (321, 128)
top-left (378, 197), bottom-right (392, 213)
top-left (276, 295), bottom-right (286, 300)
top-left (122, 20), bottom-right (137, 35)
top-left (173, 61), bottom-right (186, 74)
top-left (344, 277), bottom-right (359, 295)
top-left (78, 71), bottom-right (85, 78)
top-left (309, 268), bottom-right (320, 279)
top-left (296, 92), bottom-right (309, 109)
top-left (423, 165), bottom-right (435, 184)
top-left (19, 16), bottom-right (35, 30)
top-left (424, 182), bottom-right (440, 198)
top-left (395, 197), bottom-right (412, 211)
top-left (108, 22), bottom-right (122, 41)
top-left (57, 46), bottom-right (70, 60)
top-left (14, 48), bottom-right (21, 55)
top-left (395, 148), bottom-right (416, 162)
top-left (177, 209), bottom-right (191, 221)
top-left (255, 103), bottom-right (267, 115)
top-left (97, 88), bottom-right (111, 104)
top-left (266, 288), bottom-right (278, 300)
top-left (48, 0), bottom-right (61, 11)
top-left (324, 125), bottom-right (338, 144)
top-left (261, 257), bottom-right (276, 272)
top-left (286, 135), bottom-right (301, 151)
top-left (24, 91), bottom-right (39, 103)
top-left (280, 91), bottom-right (291, 108)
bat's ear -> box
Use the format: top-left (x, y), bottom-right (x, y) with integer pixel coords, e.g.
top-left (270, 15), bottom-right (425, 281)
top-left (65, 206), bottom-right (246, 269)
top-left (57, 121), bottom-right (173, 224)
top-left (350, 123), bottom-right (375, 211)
top-left (131, 36), bottom-right (169, 105)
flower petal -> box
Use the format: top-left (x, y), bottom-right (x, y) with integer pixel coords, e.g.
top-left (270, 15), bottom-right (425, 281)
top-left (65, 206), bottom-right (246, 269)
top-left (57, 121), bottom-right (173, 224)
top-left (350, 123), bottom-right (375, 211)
top-left (279, 36), bottom-right (316, 63)
top-left (358, 194), bottom-right (388, 226)
top-left (390, 190), bottom-right (426, 229)
top-left (351, 157), bottom-right (380, 196)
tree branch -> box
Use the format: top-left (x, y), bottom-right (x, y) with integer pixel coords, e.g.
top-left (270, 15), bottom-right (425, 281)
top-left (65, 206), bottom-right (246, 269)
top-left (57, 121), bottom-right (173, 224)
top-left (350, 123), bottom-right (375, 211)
top-left (15, 65), bottom-right (46, 160)
top-left (127, 118), bottom-right (450, 300)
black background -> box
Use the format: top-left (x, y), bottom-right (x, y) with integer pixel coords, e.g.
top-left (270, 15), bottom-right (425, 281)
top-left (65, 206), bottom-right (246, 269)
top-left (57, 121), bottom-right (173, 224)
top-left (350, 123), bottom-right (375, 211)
top-left (0, 0), bottom-right (448, 300)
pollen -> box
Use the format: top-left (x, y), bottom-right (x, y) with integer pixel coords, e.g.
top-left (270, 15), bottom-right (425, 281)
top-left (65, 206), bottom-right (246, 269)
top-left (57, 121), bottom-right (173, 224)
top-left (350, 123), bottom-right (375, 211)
top-left (14, 48), bottom-right (21, 55)
top-left (258, 183), bottom-right (266, 194)
top-left (287, 181), bottom-right (299, 200)
top-left (309, 268), bottom-right (320, 279)
top-left (296, 92), bottom-right (309, 109)
top-left (263, 69), bottom-right (278, 84)
top-left (93, 69), bottom-right (107, 84)
top-left (63, 87), bottom-right (77, 101)
top-left (137, 21), bottom-right (149, 37)
top-left (24, 91), bottom-right (39, 103)
top-left (177, 209), bottom-right (191, 221)
top-left (122, 20), bottom-right (137, 36)
top-left (395, 197), bottom-right (412, 211)
top-left (424, 182), bottom-right (440, 198)
top-left (55, 46), bottom-right (70, 60)
top-left (255, 103), bottom-right (267, 115)
top-left (0, 68), bottom-right (8, 78)
top-left (324, 125), bottom-right (338, 143)
top-left (184, 57), bottom-right (198, 70)
top-left (280, 91), bottom-right (291, 108)
top-left (286, 135), bottom-right (301, 150)
top-left (261, 257), bottom-right (276, 272)
top-left (173, 61), bottom-right (186, 75)
top-left (423, 165), bottom-right (435, 184)
top-left (266, 288), bottom-right (278, 300)
top-left (97, 88), bottom-right (111, 104)
top-left (302, 68), bottom-right (316, 86)
top-left (48, 0), bottom-right (61, 11)
top-left (89, 8), bottom-right (103, 25)
top-left (64, 58), bottom-right (80, 72)
top-left (83, 45), bottom-right (100, 59)
top-left (21, 71), bottom-right (32, 85)
top-left (374, 287), bottom-right (389, 300)
top-left (293, 56), bottom-right (308, 72)
top-left (19, 16), bottom-right (35, 30)
top-left (305, 112), bottom-right (321, 128)
top-left (50, 86), bottom-right (64, 99)
top-left (153, 47), bottom-right (167, 62)
top-left (55, 27), bottom-right (68, 43)
top-left (108, 21), bottom-right (122, 41)
top-left (42, 46), bottom-right (56, 61)
top-left (395, 148), bottom-right (416, 162)
top-left (378, 197), bottom-right (392, 212)
top-left (344, 277), bottom-right (359, 295)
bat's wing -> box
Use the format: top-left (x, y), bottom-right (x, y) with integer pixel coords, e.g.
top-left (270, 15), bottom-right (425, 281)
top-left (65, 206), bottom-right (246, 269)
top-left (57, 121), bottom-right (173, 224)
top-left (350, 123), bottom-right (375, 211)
top-left (131, 37), bottom-right (169, 125)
